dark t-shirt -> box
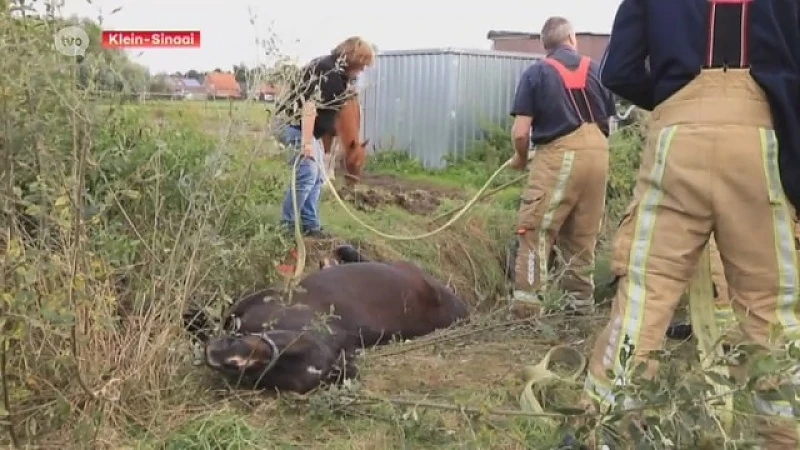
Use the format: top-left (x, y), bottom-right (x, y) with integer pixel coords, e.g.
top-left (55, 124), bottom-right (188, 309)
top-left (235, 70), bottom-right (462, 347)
top-left (510, 46), bottom-right (616, 146)
top-left (276, 54), bottom-right (352, 139)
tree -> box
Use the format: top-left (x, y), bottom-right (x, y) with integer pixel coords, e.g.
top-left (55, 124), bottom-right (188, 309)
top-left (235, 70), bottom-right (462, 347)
top-left (266, 62), bottom-right (300, 86)
top-left (186, 69), bottom-right (203, 81)
top-left (148, 73), bottom-right (173, 94)
top-left (54, 16), bottom-right (152, 94)
top-left (233, 64), bottom-right (248, 83)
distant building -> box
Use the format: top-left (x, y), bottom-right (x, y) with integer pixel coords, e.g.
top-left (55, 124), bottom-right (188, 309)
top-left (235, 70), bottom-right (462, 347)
top-left (179, 78), bottom-right (207, 100)
top-left (253, 83), bottom-right (277, 102)
top-left (486, 30), bottom-right (610, 62)
top-left (165, 76), bottom-right (208, 100)
top-left (204, 72), bottom-right (241, 99)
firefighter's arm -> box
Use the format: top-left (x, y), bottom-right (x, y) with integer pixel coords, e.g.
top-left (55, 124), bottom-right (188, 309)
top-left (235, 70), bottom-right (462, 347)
top-left (512, 115), bottom-right (533, 161)
top-left (509, 65), bottom-right (540, 161)
top-left (600, 0), bottom-right (655, 111)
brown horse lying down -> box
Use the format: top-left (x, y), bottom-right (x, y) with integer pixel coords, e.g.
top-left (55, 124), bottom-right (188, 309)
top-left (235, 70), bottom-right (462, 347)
top-left (184, 245), bottom-right (468, 394)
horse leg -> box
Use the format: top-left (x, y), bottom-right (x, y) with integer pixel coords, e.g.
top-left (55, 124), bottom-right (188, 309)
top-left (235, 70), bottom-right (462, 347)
top-left (325, 138), bottom-right (338, 183)
top-left (321, 135), bottom-right (335, 183)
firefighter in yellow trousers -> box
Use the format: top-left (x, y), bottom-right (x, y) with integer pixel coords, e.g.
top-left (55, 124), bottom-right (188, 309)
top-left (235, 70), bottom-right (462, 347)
top-left (571, 0), bottom-right (800, 448)
top-left (508, 17), bottom-right (616, 317)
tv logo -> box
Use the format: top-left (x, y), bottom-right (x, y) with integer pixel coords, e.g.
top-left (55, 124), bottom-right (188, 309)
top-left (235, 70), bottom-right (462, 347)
top-left (54, 26), bottom-right (89, 57)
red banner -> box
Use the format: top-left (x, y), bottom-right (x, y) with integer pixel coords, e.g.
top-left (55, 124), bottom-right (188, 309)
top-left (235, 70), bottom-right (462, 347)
top-left (101, 30), bottom-right (201, 49)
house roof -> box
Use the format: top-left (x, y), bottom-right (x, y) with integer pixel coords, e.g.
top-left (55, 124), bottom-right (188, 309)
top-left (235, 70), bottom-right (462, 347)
top-left (486, 30), bottom-right (610, 40)
top-left (204, 72), bottom-right (241, 91)
top-left (181, 78), bottom-right (202, 87)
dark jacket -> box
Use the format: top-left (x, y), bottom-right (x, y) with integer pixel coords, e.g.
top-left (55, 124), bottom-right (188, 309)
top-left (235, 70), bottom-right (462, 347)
top-left (600, 0), bottom-right (800, 208)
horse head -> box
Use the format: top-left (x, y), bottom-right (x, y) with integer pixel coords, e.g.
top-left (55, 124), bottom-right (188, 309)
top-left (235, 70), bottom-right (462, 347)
top-left (204, 326), bottom-right (341, 393)
top-left (341, 137), bottom-right (369, 185)
top-left (333, 96), bottom-right (369, 185)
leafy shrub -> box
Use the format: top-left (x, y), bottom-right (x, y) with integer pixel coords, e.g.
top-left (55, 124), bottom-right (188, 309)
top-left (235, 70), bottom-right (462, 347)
top-left (1, 11), bottom-right (293, 446)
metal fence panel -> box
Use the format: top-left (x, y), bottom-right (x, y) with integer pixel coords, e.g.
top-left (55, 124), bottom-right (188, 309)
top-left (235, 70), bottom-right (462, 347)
top-left (359, 48), bottom-right (543, 169)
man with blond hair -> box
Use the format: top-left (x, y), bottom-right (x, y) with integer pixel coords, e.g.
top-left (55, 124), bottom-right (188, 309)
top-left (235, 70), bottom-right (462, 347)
top-left (508, 16), bottom-right (616, 317)
top-left (276, 36), bottom-right (375, 238)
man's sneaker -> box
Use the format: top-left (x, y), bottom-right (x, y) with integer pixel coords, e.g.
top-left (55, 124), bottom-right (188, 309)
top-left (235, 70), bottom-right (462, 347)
top-left (303, 228), bottom-right (332, 239)
top-left (562, 302), bottom-right (596, 317)
top-left (665, 323), bottom-right (693, 340)
top-left (557, 432), bottom-right (590, 450)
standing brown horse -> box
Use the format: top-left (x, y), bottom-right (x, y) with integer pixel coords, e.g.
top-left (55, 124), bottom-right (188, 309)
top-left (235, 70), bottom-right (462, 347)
top-left (321, 94), bottom-right (369, 186)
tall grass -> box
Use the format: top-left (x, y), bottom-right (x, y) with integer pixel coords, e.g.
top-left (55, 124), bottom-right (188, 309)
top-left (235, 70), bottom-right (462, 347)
top-left (0, 8), bottom-right (298, 447)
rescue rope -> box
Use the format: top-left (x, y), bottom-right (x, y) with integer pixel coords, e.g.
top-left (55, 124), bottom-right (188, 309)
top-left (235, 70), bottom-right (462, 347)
top-left (283, 154), bottom-right (308, 298)
top-left (321, 158), bottom-right (513, 240)
top-left (518, 345), bottom-right (587, 424)
top-left (282, 155), bottom-right (513, 294)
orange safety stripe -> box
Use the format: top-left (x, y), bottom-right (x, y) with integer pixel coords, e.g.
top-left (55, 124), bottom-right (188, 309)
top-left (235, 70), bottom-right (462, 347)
top-left (542, 56), bottom-right (596, 123)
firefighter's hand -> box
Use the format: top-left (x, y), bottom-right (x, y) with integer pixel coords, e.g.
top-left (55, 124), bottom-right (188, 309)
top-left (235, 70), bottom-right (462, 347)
top-left (509, 153), bottom-right (527, 171)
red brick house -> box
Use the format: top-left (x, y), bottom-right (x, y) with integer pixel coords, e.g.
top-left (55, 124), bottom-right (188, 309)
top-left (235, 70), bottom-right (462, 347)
top-left (487, 30), bottom-right (610, 62)
top-left (253, 83), bottom-right (278, 102)
top-left (204, 72), bottom-right (241, 99)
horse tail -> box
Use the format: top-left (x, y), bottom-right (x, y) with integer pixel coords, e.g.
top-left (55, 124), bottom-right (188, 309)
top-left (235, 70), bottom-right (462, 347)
top-left (334, 244), bottom-right (370, 263)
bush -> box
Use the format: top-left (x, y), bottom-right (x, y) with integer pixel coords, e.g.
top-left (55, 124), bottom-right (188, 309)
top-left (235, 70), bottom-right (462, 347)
top-left (1, 11), bottom-right (296, 446)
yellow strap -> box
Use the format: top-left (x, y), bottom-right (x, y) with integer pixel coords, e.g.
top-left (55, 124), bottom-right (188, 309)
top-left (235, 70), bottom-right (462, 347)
top-left (517, 244), bottom-right (734, 434)
top-left (688, 243), bottom-right (735, 432)
top-left (519, 345), bottom-right (587, 424)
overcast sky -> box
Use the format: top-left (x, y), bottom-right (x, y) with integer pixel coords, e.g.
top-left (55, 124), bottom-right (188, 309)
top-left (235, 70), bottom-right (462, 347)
top-left (46, 0), bottom-right (620, 74)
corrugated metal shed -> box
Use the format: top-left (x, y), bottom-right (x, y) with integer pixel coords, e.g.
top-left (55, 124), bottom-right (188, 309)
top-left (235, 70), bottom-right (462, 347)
top-left (358, 48), bottom-right (543, 168)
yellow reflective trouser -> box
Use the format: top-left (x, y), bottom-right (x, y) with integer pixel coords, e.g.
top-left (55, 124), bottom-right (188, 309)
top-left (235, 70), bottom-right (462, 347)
top-left (585, 69), bottom-right (800, 449)
top-left (512, 124), bottom-right (609, 314)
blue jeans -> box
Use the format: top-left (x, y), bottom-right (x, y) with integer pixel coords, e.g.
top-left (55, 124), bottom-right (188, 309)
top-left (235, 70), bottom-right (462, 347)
top-left (280, 126), bottom-right (325, 232)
